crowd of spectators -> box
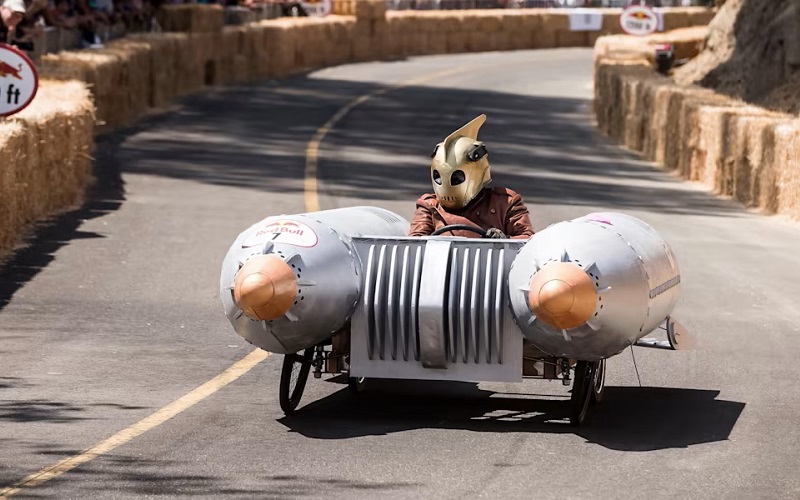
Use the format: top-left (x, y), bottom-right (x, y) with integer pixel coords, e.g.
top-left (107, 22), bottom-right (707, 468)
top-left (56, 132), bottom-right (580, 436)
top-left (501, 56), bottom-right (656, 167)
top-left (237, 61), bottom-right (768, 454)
top-left (2, 0), bottom-right (304, 50)
top-left (1, 0), bottom-right (163, 49)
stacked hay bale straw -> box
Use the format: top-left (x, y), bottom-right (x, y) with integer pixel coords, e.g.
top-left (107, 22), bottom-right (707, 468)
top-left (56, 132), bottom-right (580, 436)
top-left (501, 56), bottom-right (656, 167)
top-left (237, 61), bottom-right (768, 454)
top-left (349, 0), bottom-right (386, 61)
top-left (772, 123), bottom-right (800, 216)
top-left (594, 28), bottom-right (800, 219)
top-left (0, 81), bottom-right (94, 257)
top-left (158, 5), bottom-right (224, 93)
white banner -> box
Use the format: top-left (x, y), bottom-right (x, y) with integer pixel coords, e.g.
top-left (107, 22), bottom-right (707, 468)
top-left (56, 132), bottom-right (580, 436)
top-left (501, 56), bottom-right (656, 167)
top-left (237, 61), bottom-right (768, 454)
top-left (568, 9), bottom-right (603, 32)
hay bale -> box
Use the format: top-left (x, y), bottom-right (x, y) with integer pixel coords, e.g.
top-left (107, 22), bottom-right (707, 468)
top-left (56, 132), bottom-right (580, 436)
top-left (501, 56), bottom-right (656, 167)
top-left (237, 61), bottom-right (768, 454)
top-left (446, 31), bottom-right (468, 54)
top-left (467, 29), bottom-right (494, 53)
top-left (600, 9), bottom-right (623, 35)
top-left (261, 20), bottom-right (299, 79)
top-left (674, 89), bottom-right (733, 179)
top-left (371, 18), bottom-right (397, 59)
top-left (156, 4), bottom-right (224, 34)
top-left (620, 71), bottom-right (653, 152)
top-left (729, 115), bottom-right (774, 207)
top-left (241, 24), bottom-right (270, 80)
top-left (641, 79), bottom-right (681, 164)
top-left (494, 31), bottom-right (513, 52)
top-left (694, 104), bottom-right (744, 188)
top-left (325, 17), bottom-right (356, 65)
top-left (0, 122), bottom-right (27, 255)
top-left (128, 33), bottom-right (184, 108)
top-left (39, 49), bottom-right (128, 129)
top-left (2, 80), bottom-right (94, 257)
top-left (477, 12), bottom-right (502, 33)
top-left (659, 9), bottom-right (691, 31)
top-left (533, 13), bottom-right (558, 49)
top-left (772, 121), bottom-right (800, 217)
top-left (702, 105), bottom-right (778, 195)
top-left (217, 26), bottom-right (246, 84)
top-left (556, 30), bottom-right (589, 48)
top-left (354, 0), bottom-right (371, 21)
top-left (104, 39), bottom-right (154, 123)
top-left (428, 32), bottom-right (447, 55)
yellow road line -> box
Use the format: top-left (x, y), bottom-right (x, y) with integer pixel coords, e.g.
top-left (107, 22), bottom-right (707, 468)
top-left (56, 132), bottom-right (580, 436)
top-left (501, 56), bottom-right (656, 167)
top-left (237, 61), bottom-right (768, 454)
top-left (304, 66), bottom-right (471, 212)
top-left (0, 349), bottom-right (269, 499)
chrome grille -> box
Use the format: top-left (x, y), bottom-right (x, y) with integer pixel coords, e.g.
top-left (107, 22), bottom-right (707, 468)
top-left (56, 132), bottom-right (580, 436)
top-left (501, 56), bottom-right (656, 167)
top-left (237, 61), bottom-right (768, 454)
top-left (353, 237), bottom-right (524, 378)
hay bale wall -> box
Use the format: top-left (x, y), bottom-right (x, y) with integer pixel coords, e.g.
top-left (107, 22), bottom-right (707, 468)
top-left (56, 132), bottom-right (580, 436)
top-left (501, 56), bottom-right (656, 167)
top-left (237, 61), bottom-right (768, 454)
top-left (0, 81), bottom-right (94, 260)
top-left (594, 32), bottom-right (800, 220)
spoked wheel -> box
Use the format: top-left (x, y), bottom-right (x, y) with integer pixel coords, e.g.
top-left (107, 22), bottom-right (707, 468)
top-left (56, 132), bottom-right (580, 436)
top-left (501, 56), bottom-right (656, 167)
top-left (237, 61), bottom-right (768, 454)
top-left (279, 348), bottom-right (313, 414)
top-left (569, 360), bottom-right (599, 426)
top-left (347, 376), bottom-right (367, 395)
top-left (591, 359), bottom-right (606, 404)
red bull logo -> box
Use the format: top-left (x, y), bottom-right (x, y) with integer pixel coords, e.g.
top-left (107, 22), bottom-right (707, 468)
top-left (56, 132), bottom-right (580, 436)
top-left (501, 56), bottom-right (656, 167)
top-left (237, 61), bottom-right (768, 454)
top-left (0, 60), bottom-right (22, 80)
top-left (243, 219), bottom-right (318, 248)
top-left (620, 5), bottom-right (659, 36)
top-left (262, 221), bottom-right (304, 236)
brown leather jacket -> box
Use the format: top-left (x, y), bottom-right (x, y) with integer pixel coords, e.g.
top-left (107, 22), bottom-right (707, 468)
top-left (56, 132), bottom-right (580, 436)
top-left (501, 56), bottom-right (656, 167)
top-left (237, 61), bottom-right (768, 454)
top-left (408, 187), bottom-right (535, 239)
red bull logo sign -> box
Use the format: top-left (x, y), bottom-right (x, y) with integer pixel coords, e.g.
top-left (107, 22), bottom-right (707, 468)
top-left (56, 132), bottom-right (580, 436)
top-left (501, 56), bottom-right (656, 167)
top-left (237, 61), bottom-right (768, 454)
top-left (620, 5), bottom-right (660, 37)
top-left (0, 44), bottom-right (38, 117)
top-left (243, 219), bottom-right (318, 248)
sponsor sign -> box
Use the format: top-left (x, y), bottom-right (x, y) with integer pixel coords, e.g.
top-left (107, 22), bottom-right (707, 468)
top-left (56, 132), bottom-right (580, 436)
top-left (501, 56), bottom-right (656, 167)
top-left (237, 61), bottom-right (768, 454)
top-left (0, 43), bottom-right (38, 117)
top-left (568, 9), bottom-right (603, 32)
top-left (243, 219), bottom-right (319, 248)
top-left (619, 4), bottom-right (659, 36)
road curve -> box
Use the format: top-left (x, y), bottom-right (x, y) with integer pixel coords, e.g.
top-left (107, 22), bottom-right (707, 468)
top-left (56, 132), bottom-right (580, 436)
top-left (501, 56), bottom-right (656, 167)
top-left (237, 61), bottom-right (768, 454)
top-left (1, 48), bottom-right (799, 499)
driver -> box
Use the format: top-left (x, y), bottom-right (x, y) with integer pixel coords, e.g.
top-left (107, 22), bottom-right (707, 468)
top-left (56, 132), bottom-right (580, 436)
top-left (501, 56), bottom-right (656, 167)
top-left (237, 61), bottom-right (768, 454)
top-left (408, 114), bottom-right (535, 239)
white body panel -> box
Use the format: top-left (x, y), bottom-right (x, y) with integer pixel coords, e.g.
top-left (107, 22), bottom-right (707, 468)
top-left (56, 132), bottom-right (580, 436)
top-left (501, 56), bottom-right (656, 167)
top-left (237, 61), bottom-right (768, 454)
top-left (508, 212), bottom-right (681, 360)
top-left (220, 207), bottom-right (409, 354)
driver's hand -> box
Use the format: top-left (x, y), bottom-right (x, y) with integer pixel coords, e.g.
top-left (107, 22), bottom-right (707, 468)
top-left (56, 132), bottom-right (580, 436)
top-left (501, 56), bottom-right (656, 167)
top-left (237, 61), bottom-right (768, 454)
top-left (485, 228), bottom-right (507, 239)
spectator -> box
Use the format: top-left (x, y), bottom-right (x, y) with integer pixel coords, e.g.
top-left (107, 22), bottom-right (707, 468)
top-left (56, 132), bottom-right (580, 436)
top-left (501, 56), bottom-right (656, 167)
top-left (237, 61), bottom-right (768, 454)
top-left (0, 0), bottom-right (26, 43)
top-left (45, 0), bottom-right (104, 47)
top-left (13, 0), bottom-right (49, 46)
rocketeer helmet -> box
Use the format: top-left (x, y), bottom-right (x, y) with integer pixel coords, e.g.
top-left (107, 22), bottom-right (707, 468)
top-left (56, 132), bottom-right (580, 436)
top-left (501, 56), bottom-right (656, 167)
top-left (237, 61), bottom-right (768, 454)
top-left (430, 114), bottom-right (491, 210)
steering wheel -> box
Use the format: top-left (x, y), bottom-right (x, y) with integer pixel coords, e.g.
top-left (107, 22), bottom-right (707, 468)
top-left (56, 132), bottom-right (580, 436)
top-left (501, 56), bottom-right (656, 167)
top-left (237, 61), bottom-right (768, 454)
top-left (431, 224), bottom-right (488, 238)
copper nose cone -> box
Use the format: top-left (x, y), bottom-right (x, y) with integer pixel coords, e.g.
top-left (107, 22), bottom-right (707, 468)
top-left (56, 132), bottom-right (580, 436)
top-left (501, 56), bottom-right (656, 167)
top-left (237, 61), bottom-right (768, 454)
top-left (233, 255), bottom-right (297, 321)
top-left (528, 262), bottom-right (597, 330)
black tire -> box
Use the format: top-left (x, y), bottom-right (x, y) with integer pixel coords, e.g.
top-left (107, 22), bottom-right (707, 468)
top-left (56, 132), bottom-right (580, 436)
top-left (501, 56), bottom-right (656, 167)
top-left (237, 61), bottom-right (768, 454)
top-left (279, 349), bottom-right (313, 414)
top-left (569, 361), bottom-right (596, 426)
top-left (348, 376), bottom-right (366, 395)
top-left (591, 359), bottom-right (606, 404)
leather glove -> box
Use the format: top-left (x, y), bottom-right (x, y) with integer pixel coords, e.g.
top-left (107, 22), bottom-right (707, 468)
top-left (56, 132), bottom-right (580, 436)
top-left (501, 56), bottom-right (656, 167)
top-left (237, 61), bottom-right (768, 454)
top-left (485, 228), bottom-right (507, 239)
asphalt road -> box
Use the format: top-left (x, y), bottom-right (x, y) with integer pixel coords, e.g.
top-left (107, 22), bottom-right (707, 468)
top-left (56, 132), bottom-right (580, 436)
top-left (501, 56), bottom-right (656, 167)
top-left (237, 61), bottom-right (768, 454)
top-left (2, 48), bottom-right (799, 499)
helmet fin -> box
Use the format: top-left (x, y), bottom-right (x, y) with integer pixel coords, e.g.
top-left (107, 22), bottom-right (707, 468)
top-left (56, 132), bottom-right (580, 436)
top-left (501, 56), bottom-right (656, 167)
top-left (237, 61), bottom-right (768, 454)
top-left (443, 114), bottom-right (486, 151)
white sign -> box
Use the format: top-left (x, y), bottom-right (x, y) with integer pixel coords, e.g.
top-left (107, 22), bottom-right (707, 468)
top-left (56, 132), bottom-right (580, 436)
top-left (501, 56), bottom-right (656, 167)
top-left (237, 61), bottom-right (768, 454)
top-left (0, 43), bottom-right (38, 117)
top-left (568, 9), bottom-right (603, 32)
top-left (243, 219), bottom-right (319, 248)
top-left (619, 5), bottom-right (660, 36)
top-left (300, 0), bottom-right (331, 17)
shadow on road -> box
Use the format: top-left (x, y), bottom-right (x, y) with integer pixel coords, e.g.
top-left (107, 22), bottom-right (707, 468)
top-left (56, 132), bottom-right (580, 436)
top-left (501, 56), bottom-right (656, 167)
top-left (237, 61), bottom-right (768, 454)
top-left (0, 454), bottom-right (420, 498)
top-left (277, 381), bottom-right (745, 452)
top-left (113, 74), bottom-right (747, 220)
top-left (0, 68), bottom-right (748, 312)
top-left (0, 134), bottom-right (126, 314)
